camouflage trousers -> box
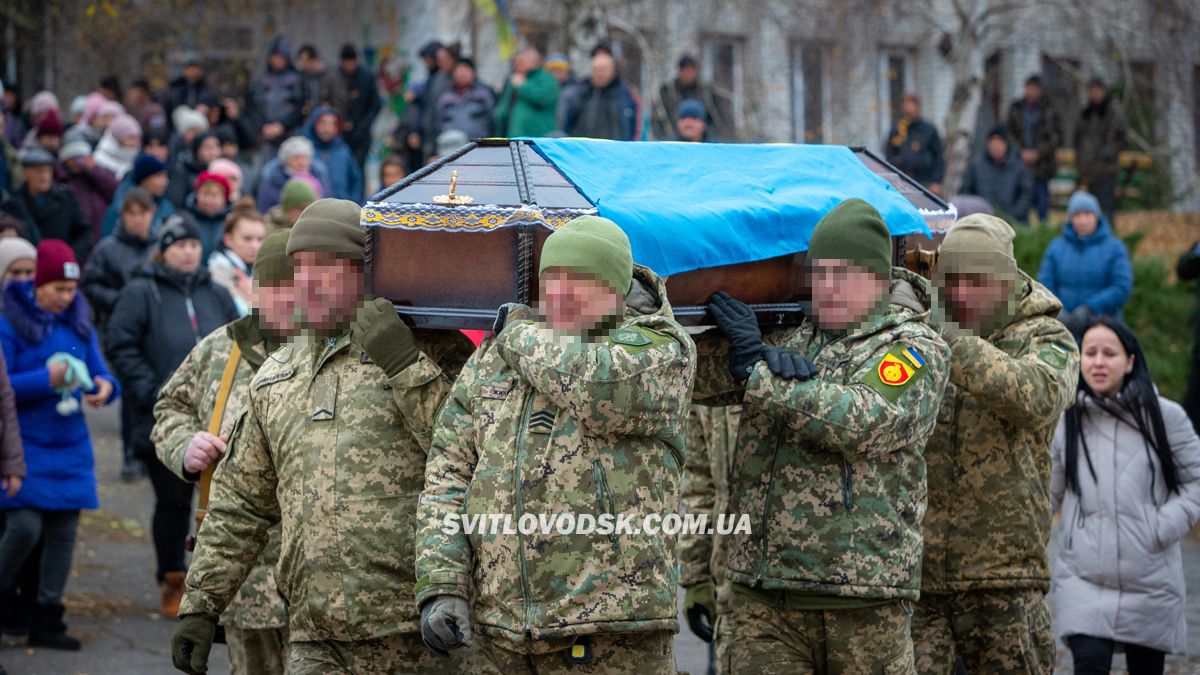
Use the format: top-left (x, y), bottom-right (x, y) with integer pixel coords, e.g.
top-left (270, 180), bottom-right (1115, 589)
top-left (477, 630), bottom-right (677, 675)
top-left (224, 625), bottom-right (288, 675)
top-left (287, 631), bottom-right (477, 674)
top-left (717, 590), bottom-right (915, 674)
top-left (911, 589), bottom-right (1053, 675)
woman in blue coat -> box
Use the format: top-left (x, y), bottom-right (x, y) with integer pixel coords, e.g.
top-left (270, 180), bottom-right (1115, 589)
top-left (0, 239), bottom-right (118, 650)
top-left (1038, 190), bottom-right (1133, 330)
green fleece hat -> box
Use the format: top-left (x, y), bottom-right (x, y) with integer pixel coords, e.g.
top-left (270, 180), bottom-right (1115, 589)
top-left (807, 199), bottom-right (892, 278)
top-left (539, 215), bottom-right (633, 293)
top-left (281, 178), bottom-right (318, 212)
top-left (253, 228), bottom-right (293, 284)
top-left (285, 198), bottom-right (364, 260)
top-left (936, 214), bottom-right (1019, 279)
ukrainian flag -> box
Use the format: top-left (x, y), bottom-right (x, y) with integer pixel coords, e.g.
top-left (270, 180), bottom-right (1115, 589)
top-left (474, 0), bottom-right (518, 61)
top-left (902, 347), bottom-right (925, 370)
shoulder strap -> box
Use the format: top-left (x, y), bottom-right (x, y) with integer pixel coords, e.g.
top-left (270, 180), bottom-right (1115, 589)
top-left (194, 342), bottom-right (242, 531)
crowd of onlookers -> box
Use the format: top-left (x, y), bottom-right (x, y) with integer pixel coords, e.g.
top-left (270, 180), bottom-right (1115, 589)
top-left (0, 30), bottom-right (1177, 671)
top-left (884, 74), bottom-right (1129, 225)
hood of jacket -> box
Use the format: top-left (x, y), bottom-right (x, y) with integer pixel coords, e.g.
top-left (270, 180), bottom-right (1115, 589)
top-left (3, 280), bottom-right (92, 344)
top-left (303, 105), bottom-right (347, 151)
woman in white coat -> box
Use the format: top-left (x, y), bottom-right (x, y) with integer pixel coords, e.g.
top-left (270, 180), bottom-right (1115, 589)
top-left (1052, 316), bottom-right (1200, 674)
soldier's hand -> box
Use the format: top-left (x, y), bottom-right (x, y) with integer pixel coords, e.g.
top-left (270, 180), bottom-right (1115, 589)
top-left (764, 347), bottom-right (818, 381)
top-left (492, 302), bottom-right (532, 334)
top-left (171, 612), bottom-right (217, 674)
top-left (352, 298), bottom-right (419, 377)
top-left (183, 432), bottom-right (227, 476)
top-left (707, 291), bottom-right (763, 383)
top-left (683, 581), bottom-right (717, 643)
top-left (420, 595), bottom-right (473, 654)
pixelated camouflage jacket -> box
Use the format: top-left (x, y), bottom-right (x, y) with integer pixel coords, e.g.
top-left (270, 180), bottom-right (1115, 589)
top-left (151, 315), bottom-right (287, 629)
top-left (415, 266), bottom-right (697, 650)
top-left (694, 267), bottom-right (950, 600)
top-left (178, 325), bottom-right (475, 641)
top-left (679, 404), bottom-right (741, 610)
top-left (921, 274), bottom-right (1079, 593)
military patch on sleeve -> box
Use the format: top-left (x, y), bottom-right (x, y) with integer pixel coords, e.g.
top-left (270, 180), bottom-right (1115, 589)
top-left (608, 326), bottom-right (673, 353)
top-left (253, 365), bottom-right (296, 390)
top-left (860, 345), bottom-right (926, 403)
top-left (1038, 342), bottom-right (1071, 369)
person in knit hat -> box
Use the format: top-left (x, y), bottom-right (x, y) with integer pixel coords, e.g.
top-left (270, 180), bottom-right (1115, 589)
top-left (0, 238), bottom-right (118, 652)
top-left (206, 157), bottom-right (244, 201)
top-left (254, 134), bottom-right (332, 212)
top-left (101, 153), bottom-right (175, 238)
top-left (152, 227), bottom-right (296, 674)
top-left (56, 137), bottom-right (119, 243)
top-left (106, 212), bottom-right (237, 618)
top-left (186, 171), bottom-right (232, 261)
top-left (167, 130), bottom-right (220, 210)
top-left (691, 198), bottom-right (951, 673)
top-left (0, 237), bottom-right (36, 285)
top-left (31, 110), bottom-right (65, 156)
top-left (1037, 189), bottom-right (1131, 332)
top-left (2, 149), bottom-right (92, 261)
top-left (93, 113), bottom-right (142, 180)
top-left (172, 199), bottom-right (474, 674)
top-left (412, 214), bottom-right (694, 670)
top-left (265, 177), bottom-right (316, 232)
top-left (912, 214), bottom-right (1078, 673)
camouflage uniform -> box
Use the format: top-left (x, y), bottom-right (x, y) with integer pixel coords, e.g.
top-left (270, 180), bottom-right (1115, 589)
top-left (694, 268), bottom-right (950, 674)
top-left (177, 326), bottom-right (475, 674)
top-left (680, 403), bottom-right (741, 672)
top-left (152, 315), bottom-right (290, 674)
top-left (913, 274), bottom-right (1078, 675)
top-left (415, 266), bottom-right (696, 673)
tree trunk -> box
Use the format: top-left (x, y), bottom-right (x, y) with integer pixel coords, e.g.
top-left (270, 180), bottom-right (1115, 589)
top-left (941, 30), bottom-right (985, 196)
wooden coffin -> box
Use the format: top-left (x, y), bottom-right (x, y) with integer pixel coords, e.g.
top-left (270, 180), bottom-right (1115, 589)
top-left (364, 140), bottom-right (954, 330)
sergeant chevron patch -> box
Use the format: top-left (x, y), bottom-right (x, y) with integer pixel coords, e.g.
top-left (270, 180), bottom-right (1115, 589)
top-left (527, 410), bottom-right (556, 434)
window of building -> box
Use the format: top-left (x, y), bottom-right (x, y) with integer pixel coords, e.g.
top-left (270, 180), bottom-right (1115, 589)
top-left (1194, 65), bottom-right (1200, 170)
top-left (702, 36), bottom-right (743, 129)
top-left (790, 42), bottom-right (828, 143)
top-left (1124, 60), bottom-right (1156, 145)
top-left (878, 51), bottom-right (911, 143)
top-left (1042, 55), bottom-right (1082, 146)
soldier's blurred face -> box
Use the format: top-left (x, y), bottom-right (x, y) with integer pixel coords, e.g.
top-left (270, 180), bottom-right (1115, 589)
top-left (293, 251), bottom-right (363, 330)
top-left (539, 269), bottom-right (623, 333)
top-left (940, 272), bottom-right (1013, 330)
top-left (256, 280), bottom-right (297, 337)
top-left (808, 259), bottom-right (887, 330)
top-left (1081, 324), bottom-right (1133, 398)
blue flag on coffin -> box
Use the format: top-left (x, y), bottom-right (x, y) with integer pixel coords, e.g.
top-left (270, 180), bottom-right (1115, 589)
top-left (525, 138), bottom-right (932, 278)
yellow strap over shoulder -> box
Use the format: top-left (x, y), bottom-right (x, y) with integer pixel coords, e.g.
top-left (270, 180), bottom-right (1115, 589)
top-left (195, 342), bottom-right (242, 531)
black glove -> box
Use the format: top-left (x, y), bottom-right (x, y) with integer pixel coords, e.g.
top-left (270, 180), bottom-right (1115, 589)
top-left (683, 581), bottom-right (716, 643)
top-left (492, 302), bottom-right (532, 335)
top-left (420, 595), bottom-right (472, 654)
top-left (171, 612), bottom-right (218, 674)
top-left (764, 347), bottom-right (819, 381)
top-left (351, 298), bottom-right (419, 377)
top-left (707, 291), bottom-right (764, 383)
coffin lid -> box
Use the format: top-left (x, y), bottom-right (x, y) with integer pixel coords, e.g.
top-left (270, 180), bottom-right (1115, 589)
top-left (365, 138), bottom-right (955, 278)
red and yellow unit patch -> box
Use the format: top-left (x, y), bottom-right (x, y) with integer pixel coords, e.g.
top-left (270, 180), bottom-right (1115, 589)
top-left (862, 345), bottom-right (926, 402)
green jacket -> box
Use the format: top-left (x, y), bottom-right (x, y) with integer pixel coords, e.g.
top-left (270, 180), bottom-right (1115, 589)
top-left (152, 315), bottom-right (287, 630)
top-left (921, 274), bottom-right (1079, 593)
top-left (415, 266), bottom-right (696, 649)
top-left (493, 68), bottom-right (560, 137)
top-left (694, 268), bottom-right (950, 601)
top-left (178, 326), bottom-right (474, 641)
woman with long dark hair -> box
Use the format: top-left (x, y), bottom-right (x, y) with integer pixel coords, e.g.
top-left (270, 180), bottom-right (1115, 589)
top-left (1051, 316), bottom-right (1200, 674)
